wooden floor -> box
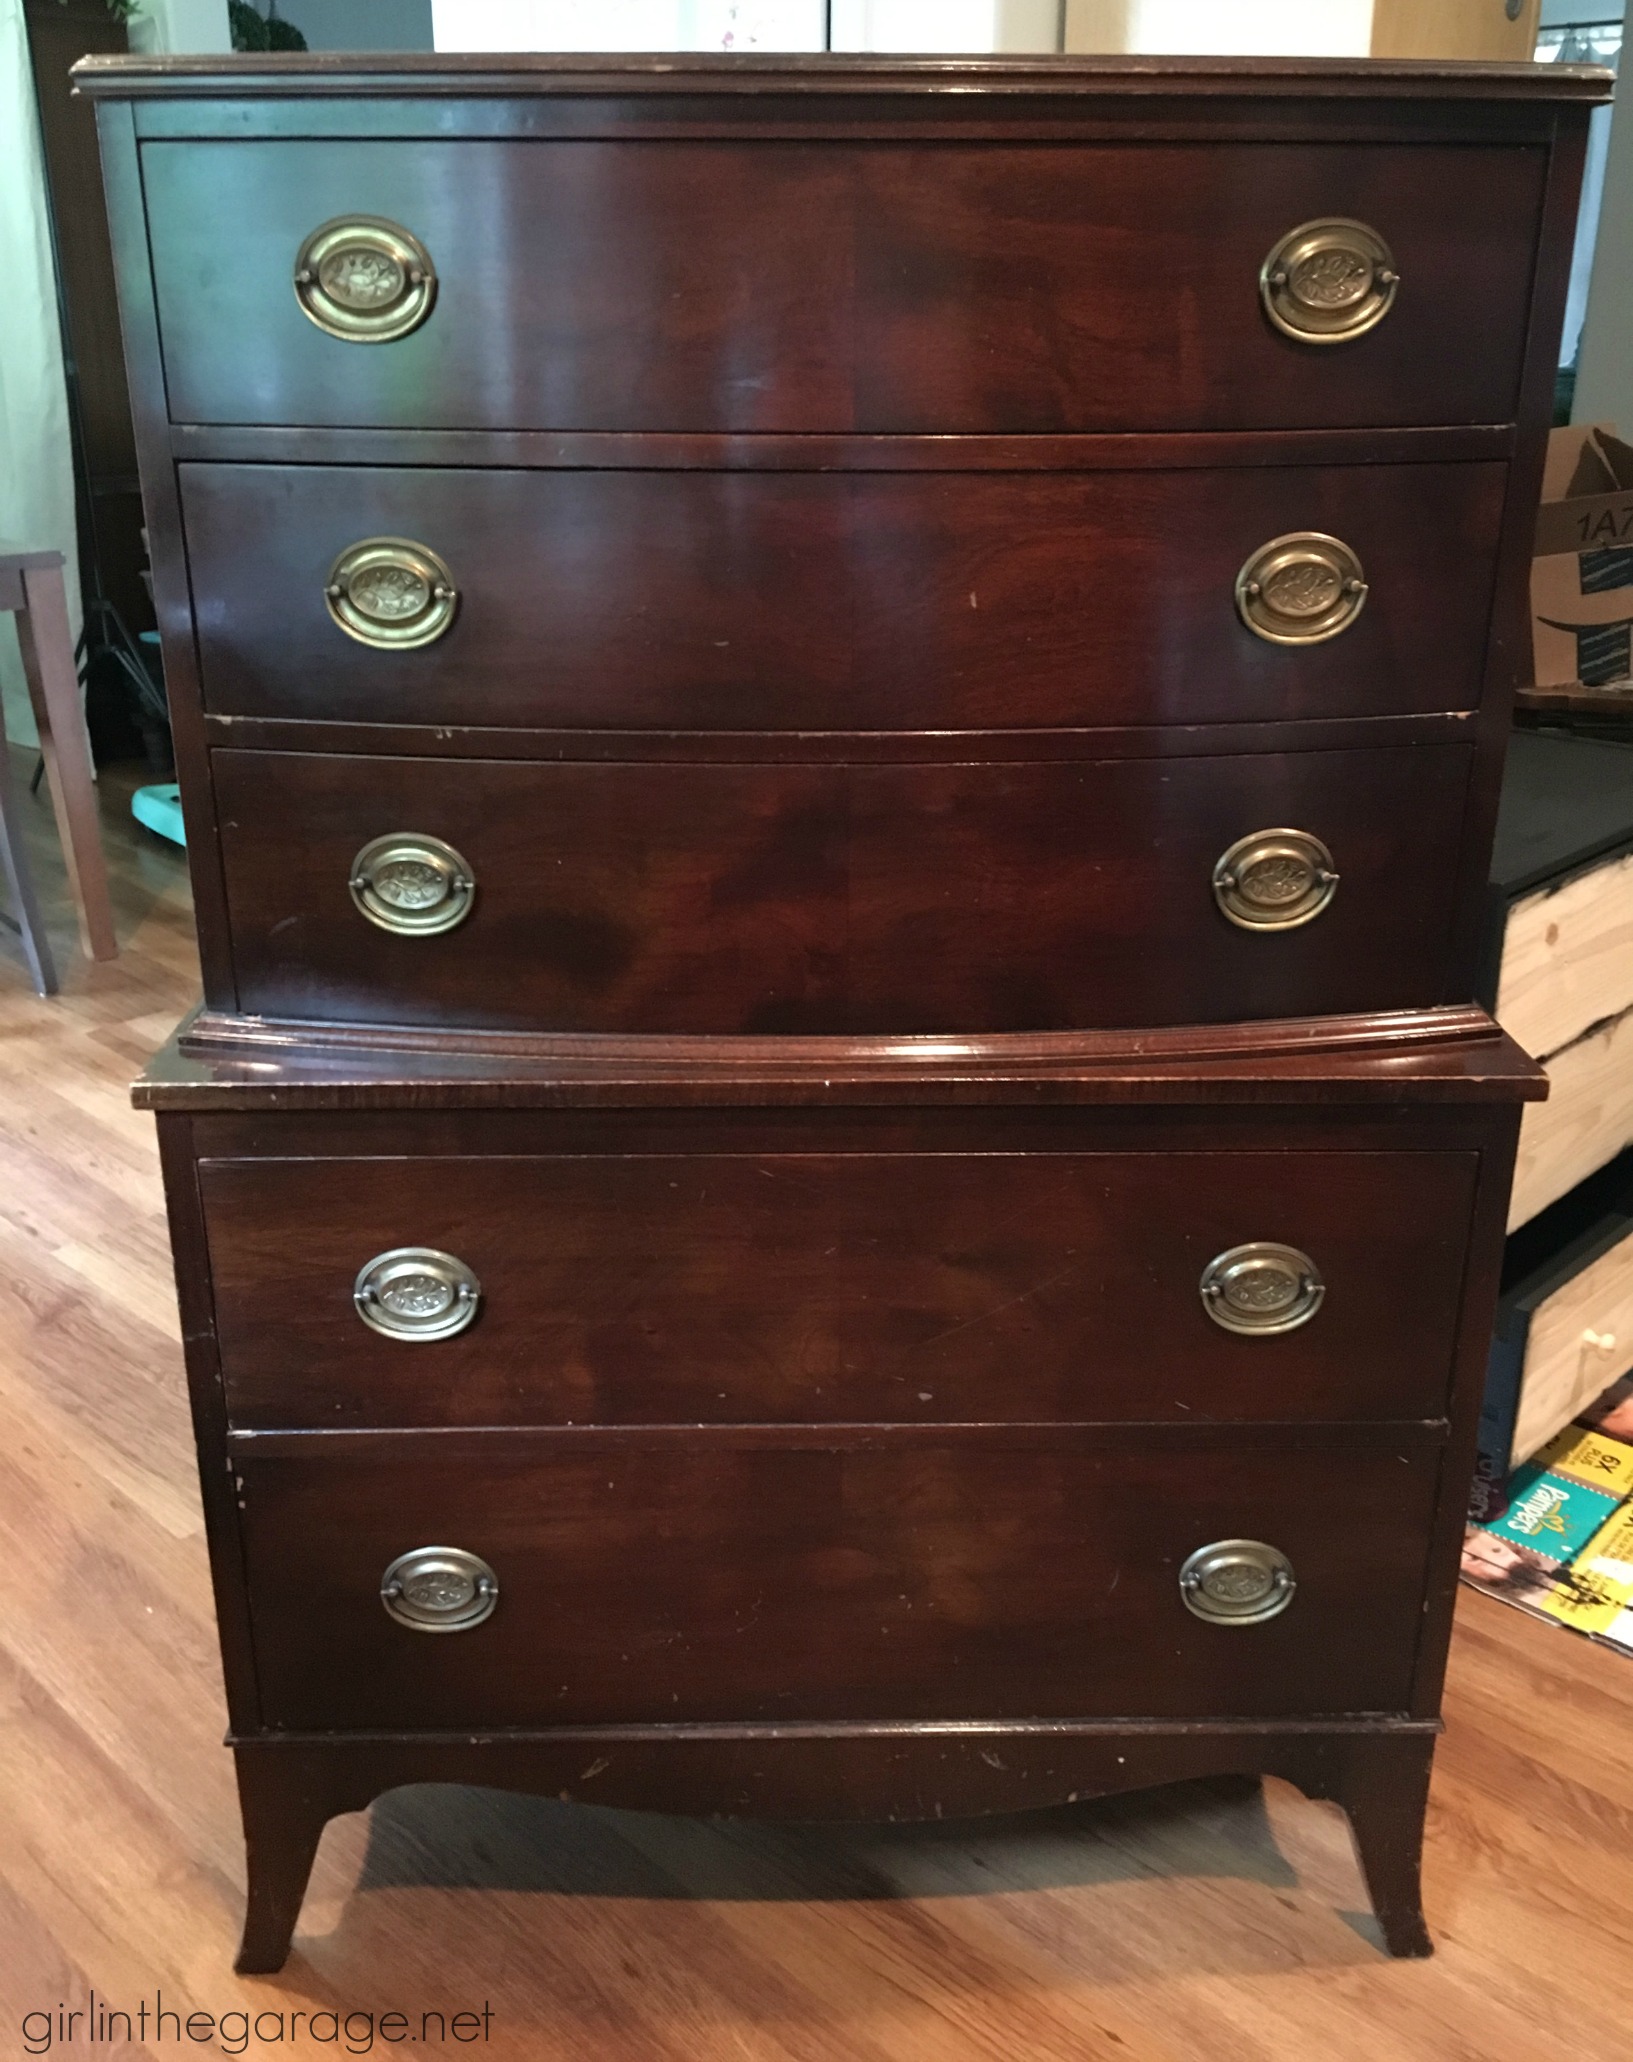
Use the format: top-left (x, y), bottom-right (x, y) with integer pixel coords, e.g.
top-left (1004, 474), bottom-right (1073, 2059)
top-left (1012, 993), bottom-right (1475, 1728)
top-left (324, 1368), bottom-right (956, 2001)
top-left (2, 765), bottom-right (1630, 2062)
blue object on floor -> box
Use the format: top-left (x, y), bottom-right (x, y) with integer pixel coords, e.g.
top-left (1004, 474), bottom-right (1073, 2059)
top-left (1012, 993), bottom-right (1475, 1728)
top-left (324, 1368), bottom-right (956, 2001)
top-left (132, 781), bottom-right (185, 847)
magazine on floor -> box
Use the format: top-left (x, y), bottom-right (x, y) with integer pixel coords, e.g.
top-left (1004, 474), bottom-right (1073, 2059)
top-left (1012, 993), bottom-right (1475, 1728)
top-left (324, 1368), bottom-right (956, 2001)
top-left (1461, 1374), bottom-right (1633, 1655)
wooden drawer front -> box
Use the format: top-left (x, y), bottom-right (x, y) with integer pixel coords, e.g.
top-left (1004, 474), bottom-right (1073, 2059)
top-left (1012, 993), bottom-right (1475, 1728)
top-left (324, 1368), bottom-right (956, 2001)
top-left (1511, 1004), bottom-right (1633, 1229)
top-left (1497, 850), bottom-right (1633, 1065)
top-left (238, 1429), bottom-right (1442, 1729)
top-left (143, 139), bottom-right (1542, 433)
top-left (212, 745), bottom-right (1473, 1034)
top-left (201, 1148), bottom-right (1477, 1430)
top-left (181, 461), bottom-right (1507, 732)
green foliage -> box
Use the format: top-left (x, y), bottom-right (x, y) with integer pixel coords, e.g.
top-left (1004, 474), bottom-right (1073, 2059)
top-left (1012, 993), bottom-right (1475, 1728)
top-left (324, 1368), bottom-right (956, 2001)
top-left (55, 0), bottom-right (143, 22)
top-left (228, 1), bottom-right (308, 50)
top-left (51, 0), bottom-right (306, 34)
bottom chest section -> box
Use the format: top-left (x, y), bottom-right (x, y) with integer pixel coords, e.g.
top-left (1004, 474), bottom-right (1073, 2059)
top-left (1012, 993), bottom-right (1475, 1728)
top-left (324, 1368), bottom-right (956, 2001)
top-left (160, 1081), bottom-right (1520, 1747)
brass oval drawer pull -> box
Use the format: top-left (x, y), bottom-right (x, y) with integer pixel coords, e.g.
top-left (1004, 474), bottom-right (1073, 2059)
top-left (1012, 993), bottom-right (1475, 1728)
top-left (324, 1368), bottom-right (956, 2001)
top-left (1200, 1242), bottom-right (1325, 1336)
top-left (1260, 217), bottom-right (1398, 343)
top-left (1213, 828), bottom-right (1337, 932)
top-left (294, 216), bottom-right (437, 342)
top-left (1179, 1540), bottom-right (1297, 1626)
top-left (381, 1547), bottom-right (498, 1633)
top-left (1236, 532), bottom-right (1367, 646)
top-left (354, 1247), bottom-right (482, 1342)
top-left (350, 833), bottom-right (475, 937)
top-left (325, 537), bottom-right (458, 651)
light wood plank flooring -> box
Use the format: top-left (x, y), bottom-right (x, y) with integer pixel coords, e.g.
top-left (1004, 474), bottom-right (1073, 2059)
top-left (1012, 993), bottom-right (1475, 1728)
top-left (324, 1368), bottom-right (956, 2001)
top-left (1, 766), bottom-right (1628, 2062)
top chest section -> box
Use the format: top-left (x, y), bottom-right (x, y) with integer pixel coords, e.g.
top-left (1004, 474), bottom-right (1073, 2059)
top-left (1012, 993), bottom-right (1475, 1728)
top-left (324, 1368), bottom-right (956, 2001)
top-left (136, 114), bottom-right (1547, 436)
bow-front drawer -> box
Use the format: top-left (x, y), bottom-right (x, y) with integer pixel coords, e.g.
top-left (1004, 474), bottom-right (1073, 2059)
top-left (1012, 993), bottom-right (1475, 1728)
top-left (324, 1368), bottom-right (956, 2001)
top-left (179, 460), bottom-right (1507, 731)
top-left (210, 743), bottom-right (1474, 1034)
top-left (198, 1142), bottom-right (1478, 1430)
top-left (141, 137), bottom-right (1543, 432)
top-left (232, 1425), bottom-right (1444, 1729)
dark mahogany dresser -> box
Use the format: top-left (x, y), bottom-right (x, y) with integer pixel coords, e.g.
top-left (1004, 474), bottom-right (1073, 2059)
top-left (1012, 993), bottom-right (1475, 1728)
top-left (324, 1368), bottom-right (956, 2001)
top-left (79, 49), bottom-right (1608, 1973)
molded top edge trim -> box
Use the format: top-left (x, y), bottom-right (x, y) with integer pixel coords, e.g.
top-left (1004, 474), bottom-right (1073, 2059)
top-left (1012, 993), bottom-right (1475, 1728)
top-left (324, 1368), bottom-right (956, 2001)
top-left (72, 50), bottom-right (1614, 104)
top-left (130, 1006), bottom-right (1549, 1110)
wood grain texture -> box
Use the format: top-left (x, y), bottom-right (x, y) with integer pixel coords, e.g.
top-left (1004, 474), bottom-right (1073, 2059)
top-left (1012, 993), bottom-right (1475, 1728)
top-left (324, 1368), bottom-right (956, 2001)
top-left (169, 421), bottom-right (1518, 470)
top-left (70, 52), bottom-right (1603, 2007)
top-left (1512, 1004), bottom-right (1633, 1227)
top-left (198, 1141), bottom-right (1478, 1430)
top-left (71, 50), bottom-right (1614, 100)
top-left (226, 1724), bottom-right (1443, 1972)
top-left (160, 1042), bottom-right (1522, 1958)
top-left (144, 1005), bottom-right (1550, 1109)
top-left (180, 460), bottom-right (1509, 732)
top-left (91, 70), bottom-right (1597, 1052)
top-left (234, 1425), bottom-right (1445, 1730)
top-left (211, 744), bottom-right (1476, 1035)
top-left (141, 137), bottom-right (1544, 433)
top-left (2, 780), bottom-right (1631, 2051)
top-left (1497, 849), bottom-right (1633, 1063)
top-left (200, 711), bottom-right (1478, 769)
top-left (176, 1100), bottom-right (1537, 1168)
top-left (0, 716), bottom-right (57, 995)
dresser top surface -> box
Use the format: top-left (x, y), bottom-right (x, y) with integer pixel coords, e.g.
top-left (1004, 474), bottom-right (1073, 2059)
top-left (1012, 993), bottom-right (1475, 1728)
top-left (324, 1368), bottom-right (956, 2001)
top-left (73, 50), bottom-right (1612, 104)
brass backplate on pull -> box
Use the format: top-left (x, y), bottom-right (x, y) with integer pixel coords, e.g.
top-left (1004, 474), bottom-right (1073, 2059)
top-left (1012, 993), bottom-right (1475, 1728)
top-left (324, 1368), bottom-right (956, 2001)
top-left (294, 216), bottom-right (437, 342)
top-left (325, 537), bottom-right (458, 651)
top-left (354, 1247), bottom-right (482, 1342)
top-left (1179, 1540), bottom-right (1297, 1626)
top-left (349, 832), bottom-right (476, 938)
top-left (1236, 532), bottom-right (1368, 646)
top-left (1212, 828), bottom-right (1338, 933)
top-left (1260, 218), bottom-right (1398, 343)
top-left (1200, 1242), bottom-right (1325, 1336)
top-left (380, 1547), bottom-right (499, 1633)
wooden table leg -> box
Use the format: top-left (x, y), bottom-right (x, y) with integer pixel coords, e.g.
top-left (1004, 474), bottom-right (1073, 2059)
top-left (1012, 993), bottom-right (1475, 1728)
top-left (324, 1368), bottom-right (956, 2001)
top-left (14, 561), bottom-right (118, 961)
top-left (0, 723), bottom-right (58, 996)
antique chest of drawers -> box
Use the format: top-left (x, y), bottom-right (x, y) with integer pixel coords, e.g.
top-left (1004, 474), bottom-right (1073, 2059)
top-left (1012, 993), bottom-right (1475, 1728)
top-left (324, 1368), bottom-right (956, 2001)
top-left (81, 49), bottom-right (1604, 1973)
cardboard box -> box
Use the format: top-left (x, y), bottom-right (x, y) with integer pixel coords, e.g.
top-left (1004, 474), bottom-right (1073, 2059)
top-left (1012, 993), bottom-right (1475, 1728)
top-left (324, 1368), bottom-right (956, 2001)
top-left (1529, 423), bottom-right (1633, 697)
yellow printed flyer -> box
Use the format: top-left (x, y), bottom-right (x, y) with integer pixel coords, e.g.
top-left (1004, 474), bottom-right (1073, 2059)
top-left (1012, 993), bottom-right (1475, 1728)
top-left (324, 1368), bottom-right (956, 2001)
top-left (1461, 1385), bottom-right (1633, 1658)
